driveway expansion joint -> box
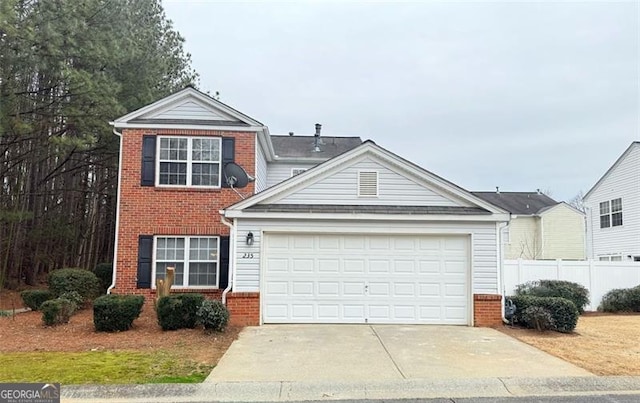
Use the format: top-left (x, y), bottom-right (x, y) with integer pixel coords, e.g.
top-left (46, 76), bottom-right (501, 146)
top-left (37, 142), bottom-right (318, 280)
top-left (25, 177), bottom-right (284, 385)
top-left (369, 325), bottom-right (407, 379)
top-left (498, 377), bottom-right (515, 396)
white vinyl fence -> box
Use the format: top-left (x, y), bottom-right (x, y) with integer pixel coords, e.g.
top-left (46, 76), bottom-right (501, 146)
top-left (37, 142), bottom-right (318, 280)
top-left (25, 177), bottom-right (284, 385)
top-left (503, 259), bottom-right (640, 311)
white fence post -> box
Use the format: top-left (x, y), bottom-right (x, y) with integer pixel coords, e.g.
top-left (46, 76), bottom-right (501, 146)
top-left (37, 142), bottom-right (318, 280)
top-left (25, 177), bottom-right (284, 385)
top-left (556, 259), bottom-right (562, 280)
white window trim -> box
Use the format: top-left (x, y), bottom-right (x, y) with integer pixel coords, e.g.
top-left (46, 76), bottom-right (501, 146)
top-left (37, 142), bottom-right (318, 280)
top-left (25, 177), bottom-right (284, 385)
top-left (357, 170), bottom-right (379, 198)
top-left (599, 198), bottom-right (623, 229)
top-left (598, 254), bottom-right (624, 262)
top-left (156, 136), bottom-right (222, 188)
top-left (152, 236), bottom-right (220, 289)
top-left (290, 168), bottom-right (308, 177)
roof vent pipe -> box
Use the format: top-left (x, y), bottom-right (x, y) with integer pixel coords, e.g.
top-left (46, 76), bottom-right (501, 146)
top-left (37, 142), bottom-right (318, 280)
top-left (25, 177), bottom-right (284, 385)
top-left (313, 123), bottom-right (322, 152)
top-left (315, 123), bottom-right (322, 137)
top-left (289, 131), bottom-right (294, 136)
top-left (496, 186), bottom-right (500, 194)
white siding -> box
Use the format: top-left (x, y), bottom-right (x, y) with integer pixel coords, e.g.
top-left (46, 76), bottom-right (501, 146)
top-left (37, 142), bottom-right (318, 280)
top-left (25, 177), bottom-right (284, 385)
top-left (150, 100), bottom-right (236, 121)
top-left (584, 145), bottom-right (640, 259)
top-left (272, 157), bottom-right (469, 206)
top-left (255, 141), bottom-right (268, 193)
top-left (234, 219), bottom-right (499, 295)
top-left (266, 161), bottom-right (318, 187)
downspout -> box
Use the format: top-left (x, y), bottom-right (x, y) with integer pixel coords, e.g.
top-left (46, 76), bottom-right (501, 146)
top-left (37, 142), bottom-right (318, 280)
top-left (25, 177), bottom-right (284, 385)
top-left (107, 127), bottom-right (123, 294)
top-left (220, 214), bottom-right (234, 304)
top-left (497, 220), bottom-right (510, 323)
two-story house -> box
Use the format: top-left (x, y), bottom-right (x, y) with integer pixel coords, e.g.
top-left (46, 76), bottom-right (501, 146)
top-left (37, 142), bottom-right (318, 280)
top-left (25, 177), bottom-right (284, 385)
top-left (109, 87), bottom-right (511, 327)
top-left (584, 142), bottom-right (640, 261)
top-left (473, 191), bottom-right (586, 260)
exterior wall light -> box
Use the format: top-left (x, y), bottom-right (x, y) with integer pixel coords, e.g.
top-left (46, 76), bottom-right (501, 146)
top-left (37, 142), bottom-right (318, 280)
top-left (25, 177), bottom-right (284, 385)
top-left (246, 232), bottom-right (254, 246)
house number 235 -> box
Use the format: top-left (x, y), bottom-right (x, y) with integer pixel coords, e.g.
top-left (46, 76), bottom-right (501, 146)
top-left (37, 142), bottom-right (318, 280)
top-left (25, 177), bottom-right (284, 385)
top-left (242, 253), bottom-right (254, 259)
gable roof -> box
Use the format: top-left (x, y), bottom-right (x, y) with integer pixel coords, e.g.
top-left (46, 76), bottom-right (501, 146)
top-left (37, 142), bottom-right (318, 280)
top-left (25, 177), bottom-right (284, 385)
top-left (110, 86), bottom-right (264, 130)
top-left (224, 140), bottom-right (510, 218)
top-left (537, 201), bottom-right (585, 216)
top-left (472, 191), bottom-right (558, 215)
top-left (584, 141), bottom-right (640, 200)
top-left (271, 135), bottom-right (363, 160)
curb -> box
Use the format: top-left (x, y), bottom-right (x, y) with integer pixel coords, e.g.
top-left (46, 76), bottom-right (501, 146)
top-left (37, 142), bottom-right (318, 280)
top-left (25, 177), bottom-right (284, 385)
top-left (61, 376), bottom-right (640, 402)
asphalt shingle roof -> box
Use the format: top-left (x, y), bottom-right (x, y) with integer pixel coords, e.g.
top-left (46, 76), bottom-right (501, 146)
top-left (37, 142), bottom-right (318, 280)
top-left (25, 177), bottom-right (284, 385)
top-left (471, 192), bottom-right (558, 215)
top-left (271, 135), bottom-right (362, 159)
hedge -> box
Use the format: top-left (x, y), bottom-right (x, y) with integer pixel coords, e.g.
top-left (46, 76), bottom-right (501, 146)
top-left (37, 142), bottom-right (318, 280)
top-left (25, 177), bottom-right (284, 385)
top-left (509, 295), bottom-right (579, 333)
top-left (515, 280), bottom-right (589, 314)
top-left (599, 285), bottom-right (640, 312)
top-left (197, 299), bottom-right (229, 332)
top-left (48, 268), bottom-right (100, 304)
top-left (156, 294), bottom-right (205, 331)
top-left (93, 263), bottom-right (113, 294)
top-left (41, 298), bottom-right (77, 326)
top-left (20, 289), bottom-right (55, 311)
top-left (93, 294), bottom-right (145, 332)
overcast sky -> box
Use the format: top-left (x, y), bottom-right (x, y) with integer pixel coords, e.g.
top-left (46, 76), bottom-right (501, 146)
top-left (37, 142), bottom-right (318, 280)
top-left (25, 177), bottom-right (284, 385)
top-left (163, 1), bottom-right (639, 201)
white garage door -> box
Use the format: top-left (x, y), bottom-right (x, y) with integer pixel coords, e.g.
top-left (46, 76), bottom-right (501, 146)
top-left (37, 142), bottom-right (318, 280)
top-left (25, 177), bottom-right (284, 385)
top-left (262, 233), bottom-right (470, 325)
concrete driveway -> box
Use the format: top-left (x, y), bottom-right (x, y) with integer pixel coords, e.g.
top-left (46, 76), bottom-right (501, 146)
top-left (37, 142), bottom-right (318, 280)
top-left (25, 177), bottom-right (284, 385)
top-left (206, 325), bottom-right (592, 382)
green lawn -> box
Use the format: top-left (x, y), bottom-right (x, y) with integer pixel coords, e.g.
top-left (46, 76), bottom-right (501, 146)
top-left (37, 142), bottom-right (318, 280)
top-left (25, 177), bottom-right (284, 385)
top-left (0, 351), bottom-right (212, 384)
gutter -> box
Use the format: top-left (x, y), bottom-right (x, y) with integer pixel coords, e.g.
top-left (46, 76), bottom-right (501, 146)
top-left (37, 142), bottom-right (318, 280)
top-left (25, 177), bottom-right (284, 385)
top-left (107, 127), bottom-right (123, 294)
top-left (497, 220), bottom-right (510, 323)
top-left (220, 214), bottom-right (235, 304)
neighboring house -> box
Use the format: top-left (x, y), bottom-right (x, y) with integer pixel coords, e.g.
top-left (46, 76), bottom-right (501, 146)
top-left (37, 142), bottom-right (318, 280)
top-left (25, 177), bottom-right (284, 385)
top-left (110, 87), bottom-right (510, 327)
top-left (473, 191), bottom-right (586, 260)
top-left (584, 142), bottom-right (640, 262)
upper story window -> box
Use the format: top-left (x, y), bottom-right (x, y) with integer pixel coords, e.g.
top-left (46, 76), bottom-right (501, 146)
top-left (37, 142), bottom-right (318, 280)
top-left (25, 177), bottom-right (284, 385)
top-left (157, 137), bottom-right (221, 187)
top-left (599, 198), bottom-right (622, 228)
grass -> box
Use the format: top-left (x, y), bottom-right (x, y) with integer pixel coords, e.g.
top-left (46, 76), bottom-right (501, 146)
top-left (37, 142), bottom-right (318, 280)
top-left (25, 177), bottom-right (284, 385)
top-left (0, 350), bottom-right (213, 384)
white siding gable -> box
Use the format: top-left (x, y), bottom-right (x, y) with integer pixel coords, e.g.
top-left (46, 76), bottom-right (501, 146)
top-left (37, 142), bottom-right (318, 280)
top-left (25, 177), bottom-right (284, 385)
top-left (584, 144), bottom-right (640, 259)
top-left (142, 99), bottom-right (240, 122)
top-left (269, 156), bottom-right (472, 207)
top-left (267, 161), bottom-right (318, 188)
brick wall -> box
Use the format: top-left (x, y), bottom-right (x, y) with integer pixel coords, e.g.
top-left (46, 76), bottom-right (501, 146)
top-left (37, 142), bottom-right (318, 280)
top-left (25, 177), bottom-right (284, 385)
top-left (226, 292), bottom-right (260, 326)
top-left (473, 294), bottom-right (503, 327)
top-left (114, 128), bottom-right (256, 300)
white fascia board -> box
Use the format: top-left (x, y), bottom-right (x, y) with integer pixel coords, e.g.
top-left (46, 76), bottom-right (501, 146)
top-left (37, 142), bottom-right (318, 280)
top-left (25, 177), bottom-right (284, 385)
top-left (112, 87), bottom-right (263, 127)
top-left (539, 202), bottom-right (585, 217)
top-left (258, 126), bottom-right (276, 162)
top-left (109, 122), bottom-right (263, 132)
top-left (223, 210), bottom-right (510, 222)
top-left (583, 142), bottom-right (639, 201)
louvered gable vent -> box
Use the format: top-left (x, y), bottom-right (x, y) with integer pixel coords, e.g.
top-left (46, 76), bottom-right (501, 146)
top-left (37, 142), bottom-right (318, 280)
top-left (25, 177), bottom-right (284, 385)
top-left (358, 171), bottom-right (378, 197)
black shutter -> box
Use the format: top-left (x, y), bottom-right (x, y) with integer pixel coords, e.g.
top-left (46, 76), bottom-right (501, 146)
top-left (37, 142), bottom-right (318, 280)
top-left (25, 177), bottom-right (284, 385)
top-left (221, 137), bottom-right (235, 188)
top-left (219, 236), bottom-right (230, 289)
top-left (141, 135), bottom-right (156, 186)
top-left (137, 235), bottom-right (153, 289)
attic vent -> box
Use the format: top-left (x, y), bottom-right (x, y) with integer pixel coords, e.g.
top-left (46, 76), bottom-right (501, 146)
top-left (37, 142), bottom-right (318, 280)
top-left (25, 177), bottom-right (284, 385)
top-left (358, 171), bottom-right (378, 197)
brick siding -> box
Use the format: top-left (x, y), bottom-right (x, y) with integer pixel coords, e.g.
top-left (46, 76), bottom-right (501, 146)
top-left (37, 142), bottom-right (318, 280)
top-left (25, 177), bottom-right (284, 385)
top-left (473, 294), bottom-right (503, 327)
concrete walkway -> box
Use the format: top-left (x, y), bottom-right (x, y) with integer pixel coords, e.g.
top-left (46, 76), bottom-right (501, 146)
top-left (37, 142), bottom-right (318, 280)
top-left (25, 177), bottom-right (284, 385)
top-left (61, 377), bottom-right (640, 402)
top-left (207, 325), bottom-right (592, 382)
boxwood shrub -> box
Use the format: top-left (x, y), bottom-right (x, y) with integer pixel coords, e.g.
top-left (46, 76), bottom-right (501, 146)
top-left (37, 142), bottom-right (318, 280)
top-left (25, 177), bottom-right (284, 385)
top-left (93, 294), bottom-right (145, 332)
top-left (509, 295), bottom-right (579, 333)
top-left (156, 293), bottom-right (205, 331)
top-left (20, 289), bottom-right (55, 311)
top-left (93, 263), bottom-right (113, 294)
top-left (41, 298), bottom-right (77, 326)
top-left (599, 285), bottom-right (640, 312)
top-left (197, 299), bottom-right (229, 332)
top-left (515, 280), bottom-right (589, 314)
top-left (48, 268), bottom-right (100, 304)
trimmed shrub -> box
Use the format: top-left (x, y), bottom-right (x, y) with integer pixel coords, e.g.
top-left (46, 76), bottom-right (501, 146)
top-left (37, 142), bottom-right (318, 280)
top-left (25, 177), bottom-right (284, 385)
top-left (521, 306), bottom-right (554, 332)
top-left (41, 298), bottom-right (77, 326)
top-left (197, 300), bottom-right (229, 332)
top-left (48, 268), bottom-right (100, 304)
top-left (510, 295), bottom-right (579, 333)
top-left (599, 286), bottom-right (640, 312)
top-left (157, 294), bottom-right (205, 331)
top-left (94, 263), bottom-right (113, 294)
top-left (93, 294), bottom-right (145, 332)
top-left (515, 280), bottom-right (590, 314)
top-left (59, 291), bottom-right (84, 310)
top-left (20, 289), bottom-right (55, 311)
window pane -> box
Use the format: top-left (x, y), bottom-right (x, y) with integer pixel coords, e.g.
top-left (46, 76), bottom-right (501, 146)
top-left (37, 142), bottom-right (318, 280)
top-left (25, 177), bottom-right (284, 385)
top-left (192, 139), bottom-right (220, 162)
top-left (192, 163), bottom-right (219, 186)
top-left (599, 201), bottom-right (610, 215)
top-left (188, 263), bottom-right (217, 286)
top-left (611, 198), bottom-right (622, 212)
top-left (159, 162), bottom-right (187, 185)
top-left (612, 212), bottom-right (623, 226)
top-left (611, 255), bottom-right (623, 261)
top-left (598, 256), bottom-right (609, 261)
top-left (600, 215), bottom-right (610, 228)
top-left (156, 262), bottom-right (185, 286)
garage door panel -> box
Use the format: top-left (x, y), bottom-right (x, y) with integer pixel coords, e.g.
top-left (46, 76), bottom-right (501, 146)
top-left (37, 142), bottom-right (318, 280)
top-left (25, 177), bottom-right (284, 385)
top-left (263, 234), bottom-right (469, 325)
